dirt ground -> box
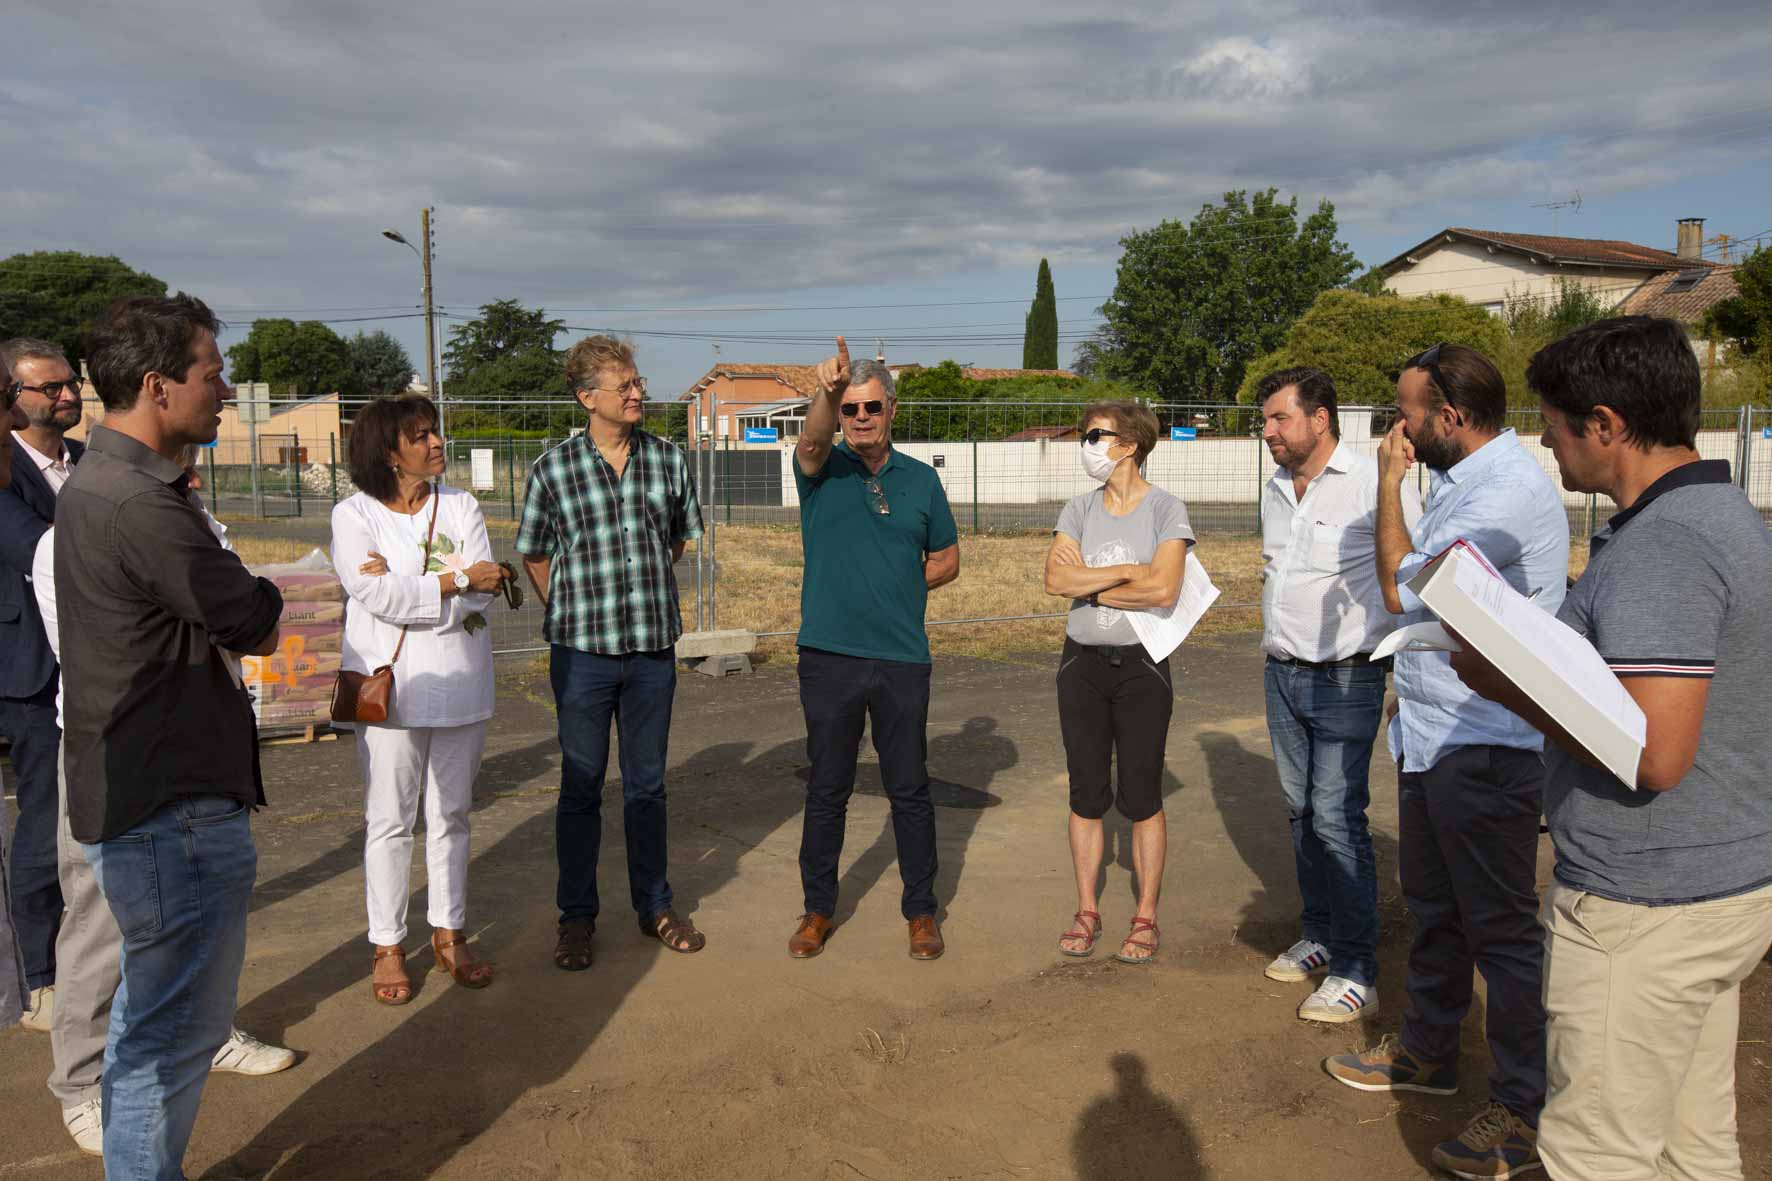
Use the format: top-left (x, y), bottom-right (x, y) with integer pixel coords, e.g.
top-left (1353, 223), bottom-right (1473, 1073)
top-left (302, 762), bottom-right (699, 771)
top-left (3, 630), bottom-right (1769, 1179)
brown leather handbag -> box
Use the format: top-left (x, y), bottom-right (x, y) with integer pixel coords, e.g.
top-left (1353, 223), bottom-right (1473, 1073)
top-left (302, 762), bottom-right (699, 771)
top-left (331, 487), bottom-right (440, 725)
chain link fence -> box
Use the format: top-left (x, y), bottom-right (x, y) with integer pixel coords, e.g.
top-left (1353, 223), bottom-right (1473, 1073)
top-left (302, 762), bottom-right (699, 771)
top-left (123, 393), bottom-right (1772, 656)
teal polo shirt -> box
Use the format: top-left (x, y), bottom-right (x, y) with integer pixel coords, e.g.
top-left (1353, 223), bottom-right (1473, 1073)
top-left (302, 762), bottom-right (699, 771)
top-left (795, 442), bottom-right (958, 664)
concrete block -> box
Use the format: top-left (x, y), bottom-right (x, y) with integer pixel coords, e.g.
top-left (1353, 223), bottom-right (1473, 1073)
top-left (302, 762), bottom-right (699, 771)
top-left (675, 629), bottom-right (756, 659)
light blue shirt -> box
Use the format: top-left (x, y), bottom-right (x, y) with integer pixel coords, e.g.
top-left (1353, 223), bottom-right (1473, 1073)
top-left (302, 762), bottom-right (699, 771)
top-left (1388, 429), bottom-right (1570, 773)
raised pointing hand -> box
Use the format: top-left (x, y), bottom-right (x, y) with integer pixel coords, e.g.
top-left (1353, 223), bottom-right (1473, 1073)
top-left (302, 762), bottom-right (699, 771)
top-left (816, 335), bottom-right (851, 397)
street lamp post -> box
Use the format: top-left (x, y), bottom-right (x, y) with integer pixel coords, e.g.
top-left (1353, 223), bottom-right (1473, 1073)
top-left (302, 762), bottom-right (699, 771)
top-left (382, 207), bottom-right (438, 416)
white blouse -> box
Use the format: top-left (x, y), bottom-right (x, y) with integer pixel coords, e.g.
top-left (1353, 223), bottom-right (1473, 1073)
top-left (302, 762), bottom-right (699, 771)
top-left (330, 485), bottom-right (496, 728)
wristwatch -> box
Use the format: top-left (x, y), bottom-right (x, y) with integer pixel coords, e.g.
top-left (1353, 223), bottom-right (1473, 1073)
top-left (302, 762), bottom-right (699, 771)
top-left (453, 571), bottom-right (470, 591)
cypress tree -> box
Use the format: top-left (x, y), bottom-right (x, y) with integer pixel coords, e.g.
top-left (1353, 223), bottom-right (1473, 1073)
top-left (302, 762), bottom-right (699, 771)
top-left (1023, 258), bottom-right (1059, 370)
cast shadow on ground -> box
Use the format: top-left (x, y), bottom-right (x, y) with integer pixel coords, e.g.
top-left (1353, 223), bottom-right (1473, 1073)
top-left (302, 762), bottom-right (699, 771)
top-left (1196, 728), bottom-right (1400, 964)
top-left (1071, 1052), bottom-right (1205, 1180)
top-left (208, 733), bottom-right (809, 1179)
top-left (249, 737), bottom-right (561, 916)
top-left (824, 716), bottom-right (1013, 927)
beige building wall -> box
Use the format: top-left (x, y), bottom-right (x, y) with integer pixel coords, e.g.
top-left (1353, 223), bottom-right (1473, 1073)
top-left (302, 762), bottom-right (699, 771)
top-left (64, 391), bottom-right (343, 466)
top-left (1385, 242), bottom-right (1657, 314)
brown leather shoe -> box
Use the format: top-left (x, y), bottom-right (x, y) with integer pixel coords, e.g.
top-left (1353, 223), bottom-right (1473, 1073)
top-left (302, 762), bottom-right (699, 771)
top-left (789, 913), bottom-right (835, 959)
top-left (908, 915), bottom-right (944, 960)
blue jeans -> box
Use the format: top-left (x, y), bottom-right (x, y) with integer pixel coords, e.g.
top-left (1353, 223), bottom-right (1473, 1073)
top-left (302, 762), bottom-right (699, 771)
top-left (551, 645), bottom-right (677, 926)
top-left (83, 796), bottom-right (256, 1181)
top-left (1263, 658), bottom-right (1386, 987)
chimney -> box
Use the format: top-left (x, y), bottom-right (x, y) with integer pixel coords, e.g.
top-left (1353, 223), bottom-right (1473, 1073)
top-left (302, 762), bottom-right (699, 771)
top-left (1677, 217), bottom-right (1705, 261)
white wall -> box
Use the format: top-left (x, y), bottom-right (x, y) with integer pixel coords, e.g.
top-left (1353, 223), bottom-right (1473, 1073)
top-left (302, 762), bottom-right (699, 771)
top-left (777, 425), bottom-right (1768, 512)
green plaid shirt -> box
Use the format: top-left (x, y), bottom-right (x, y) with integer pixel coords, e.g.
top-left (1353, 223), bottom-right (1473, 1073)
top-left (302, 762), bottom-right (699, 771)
top-left (516, 429), bottom-right (703, 655)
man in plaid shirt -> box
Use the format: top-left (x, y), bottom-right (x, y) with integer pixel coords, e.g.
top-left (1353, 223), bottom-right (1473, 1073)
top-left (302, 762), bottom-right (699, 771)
top-left (518, 336), bottom-right (706, 971)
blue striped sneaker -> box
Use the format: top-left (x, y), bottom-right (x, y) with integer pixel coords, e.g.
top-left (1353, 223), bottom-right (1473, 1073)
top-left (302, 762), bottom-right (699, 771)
top-left (1263, 939), bottom-right (1331, 982)
top-left (1297, 975), bottom-right (1377, 1023)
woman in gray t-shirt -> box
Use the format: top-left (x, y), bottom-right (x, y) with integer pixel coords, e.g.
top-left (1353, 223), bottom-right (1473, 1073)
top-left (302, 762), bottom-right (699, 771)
top-left (1043, 402), bottom-right (1194, 965)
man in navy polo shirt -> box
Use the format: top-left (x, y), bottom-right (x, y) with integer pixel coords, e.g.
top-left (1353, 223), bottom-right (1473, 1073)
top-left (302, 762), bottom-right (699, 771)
top-left (787, 337), bottom-right (959, 962)
top-left (1452, 315), bottom-right (1772, 1179)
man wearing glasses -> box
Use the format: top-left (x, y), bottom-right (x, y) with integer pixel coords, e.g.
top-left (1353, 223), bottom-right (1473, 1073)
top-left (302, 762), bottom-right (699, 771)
top-left (0, 338), bottom-right (85, 1034)
top-left (518, 335), bottom-right (707, 973)
top-left (1324, 343), bottom-right (1567, 1180)
top-left (2, 353), bottom-right (35, 1031)
top-left (787, 337), bottom-right (959, 961)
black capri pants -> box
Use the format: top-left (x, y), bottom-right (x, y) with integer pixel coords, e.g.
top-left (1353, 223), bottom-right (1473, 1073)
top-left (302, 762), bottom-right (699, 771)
top-left (1056, 636), bottom-right (1174, 822)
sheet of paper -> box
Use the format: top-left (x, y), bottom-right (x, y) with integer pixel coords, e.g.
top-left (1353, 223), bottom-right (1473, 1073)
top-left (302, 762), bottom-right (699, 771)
top-left (1127, 551), bottom-right (1220, 662)
top-left (1408, 540), bottom-right (1646, 787)
top-left (1371, 621), bottom-right (1460, 660)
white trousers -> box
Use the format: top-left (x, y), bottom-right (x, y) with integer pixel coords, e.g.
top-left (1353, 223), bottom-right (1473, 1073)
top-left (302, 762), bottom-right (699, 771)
top-left (357, 721), bottom-right (488, 946)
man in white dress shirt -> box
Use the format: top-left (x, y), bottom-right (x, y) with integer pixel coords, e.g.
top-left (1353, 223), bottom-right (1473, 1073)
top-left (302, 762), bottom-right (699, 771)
top-left (1255, 367), bottom-right (1419, 1023)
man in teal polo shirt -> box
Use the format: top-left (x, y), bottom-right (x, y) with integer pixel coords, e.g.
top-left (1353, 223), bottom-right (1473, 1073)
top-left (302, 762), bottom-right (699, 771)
top-left (787, 337), bottom-right (959, 962)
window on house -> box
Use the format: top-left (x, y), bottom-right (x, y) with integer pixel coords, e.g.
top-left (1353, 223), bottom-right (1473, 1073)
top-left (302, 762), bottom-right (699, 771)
top-left (1480, 301), bottom-right (1505, 317)
top-left (717, 416), bottom-right (730, 436)
top-left (1667, 271), bottom-right (1706, 294)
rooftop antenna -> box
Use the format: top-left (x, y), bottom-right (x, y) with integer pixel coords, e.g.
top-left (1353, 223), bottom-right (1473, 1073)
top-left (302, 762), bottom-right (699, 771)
top-left (1530, 189), bottom-right (1583, 235)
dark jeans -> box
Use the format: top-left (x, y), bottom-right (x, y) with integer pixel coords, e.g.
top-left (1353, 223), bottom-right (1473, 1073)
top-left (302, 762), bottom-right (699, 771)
top-left (1263, 658), bottom-right (1386, 987)
top-left (1398, 743), bottom-right (1548, 1125)
top-left (797, 648), bottom-right (937, 921)
top-left (551, 645), bottom-right (677, 926)
top-left (1, 682), bottom-right (63, 989)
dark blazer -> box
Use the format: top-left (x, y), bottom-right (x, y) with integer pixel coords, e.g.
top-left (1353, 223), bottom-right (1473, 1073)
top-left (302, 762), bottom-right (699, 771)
top-left (0, 436), bottom-right (83, 700)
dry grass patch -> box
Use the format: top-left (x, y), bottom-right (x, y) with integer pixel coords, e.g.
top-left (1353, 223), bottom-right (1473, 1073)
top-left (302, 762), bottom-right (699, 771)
top-left (696, 525), bottom-right (1268, 660)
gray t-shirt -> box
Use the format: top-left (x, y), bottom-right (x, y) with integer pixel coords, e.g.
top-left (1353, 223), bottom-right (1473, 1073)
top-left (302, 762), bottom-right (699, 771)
top-left (1055, 486), bottom-right (1195, 646)
top-left (1547, 465), bottom-right (1772, 904)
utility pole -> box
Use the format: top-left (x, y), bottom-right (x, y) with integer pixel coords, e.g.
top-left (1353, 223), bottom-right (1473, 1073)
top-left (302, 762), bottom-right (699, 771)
top-left (421, 207), bottom-right (438, 425)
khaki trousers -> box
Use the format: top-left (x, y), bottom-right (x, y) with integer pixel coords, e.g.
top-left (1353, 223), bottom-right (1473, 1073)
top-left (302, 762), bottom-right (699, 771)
top-left (1539, 879), bottom-right (1772, 1180)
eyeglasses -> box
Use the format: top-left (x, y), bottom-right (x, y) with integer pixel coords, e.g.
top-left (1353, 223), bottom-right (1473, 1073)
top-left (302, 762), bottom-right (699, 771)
top-left (1405, 343), bottom-right (1449, 397)
top-left (839, 399), bottom-right (886, 418)
top-left (587, 376), bottom-right (647, 397)
top-left (1081, 428), bottom-right (1122, 446)
top-left (12, 379), bottom-right (82, 400)
top-left (864, 476), bottom-right (891, 516)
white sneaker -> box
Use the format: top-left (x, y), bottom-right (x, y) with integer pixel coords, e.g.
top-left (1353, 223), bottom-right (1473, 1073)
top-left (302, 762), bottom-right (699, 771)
top-left (1263, 939), bottom-right (1331, 983)
top-left (18, 984), bottom-right (54, 1032)
top-left (211, 1027), bottom-right (297, 1076)
top-left (1298, 975), bottom-right (1378, 1024)
top-left (62, 1097), bottom-right (103, 1156)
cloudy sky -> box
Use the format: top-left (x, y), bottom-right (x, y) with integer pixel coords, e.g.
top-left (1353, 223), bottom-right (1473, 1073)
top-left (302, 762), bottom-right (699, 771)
top-left (5, 0), bottom-right (1771, 398)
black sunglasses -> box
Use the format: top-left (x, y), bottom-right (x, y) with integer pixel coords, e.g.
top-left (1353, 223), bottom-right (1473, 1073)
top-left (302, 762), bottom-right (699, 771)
top-left (839, 399), bottom-right (886, 418)
top-left (1405, 343), bottom-right (1450, 397)
top-left (1081, 428), bottom-right (1121, 446)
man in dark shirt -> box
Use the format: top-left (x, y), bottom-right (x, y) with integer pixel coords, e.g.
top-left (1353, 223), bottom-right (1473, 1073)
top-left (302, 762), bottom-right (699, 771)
top-left (55, 294), bottom-right (282, 1179)
top-left (786, 337), bottom-right (960, 962)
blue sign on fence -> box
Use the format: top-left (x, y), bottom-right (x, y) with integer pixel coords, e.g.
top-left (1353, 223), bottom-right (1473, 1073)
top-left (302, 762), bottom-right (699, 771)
top-left (743, 427), bottom-right (780, 444)
top-left (1763, 426), bottom-right (1771, 440)
top-left (1169, 426), bottom-right (1198, 441)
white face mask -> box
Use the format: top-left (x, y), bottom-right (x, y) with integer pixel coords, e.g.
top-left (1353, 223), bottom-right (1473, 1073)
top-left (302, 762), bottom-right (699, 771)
top-left (1080, 438), bottom-right (1120, 483)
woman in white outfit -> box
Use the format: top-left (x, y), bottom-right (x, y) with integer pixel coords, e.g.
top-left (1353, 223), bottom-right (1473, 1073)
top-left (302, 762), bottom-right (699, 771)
top-left (330, 396), bottom-right (504, 1004)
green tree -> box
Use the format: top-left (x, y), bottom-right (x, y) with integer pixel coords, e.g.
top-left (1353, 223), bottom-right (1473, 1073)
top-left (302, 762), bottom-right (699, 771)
top-left (1698, 246), bottom-right (1772, 357)
top-left (0, 252), bottom-right (168, 366)
top-left (226, 319), bottom-right (351, 400)
top-left (1022, 258), bottom-right (1059, 370)
top-left (1237, 290), bottom-right (1509, 408)
top-left (1085, 189), bottom-right (1359, 400)
top-left (441, 298), bottom-right (564, 398)
top-left (894, 360), bottom-right (1148, 441)
top-left (343, 330), bottom-right (416, 399)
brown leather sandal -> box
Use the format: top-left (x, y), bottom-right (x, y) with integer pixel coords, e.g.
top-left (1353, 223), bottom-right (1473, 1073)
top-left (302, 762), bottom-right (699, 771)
top-left (431, 929), bottom-right (494, 989)
top-left (642, 909), bottom-right (706, 954)
top-left (371, 945), bottom-right (411, 1005)
top-left (555, 919), bottom-right (594, 971)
